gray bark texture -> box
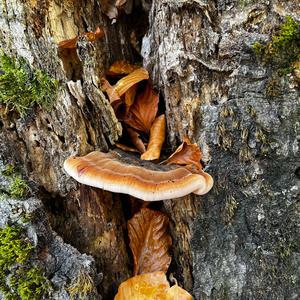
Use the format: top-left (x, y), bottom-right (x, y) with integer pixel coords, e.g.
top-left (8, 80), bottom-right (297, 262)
top-left (0, 161), bottom-right (102, 300)
top-left (0, 0), bottom-right (300, 299)
top-left (143, 1), bottom-right (300, 299)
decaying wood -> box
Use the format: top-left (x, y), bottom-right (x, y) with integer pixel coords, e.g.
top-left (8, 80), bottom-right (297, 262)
top-left (54, 186), bottom-right (131, 297)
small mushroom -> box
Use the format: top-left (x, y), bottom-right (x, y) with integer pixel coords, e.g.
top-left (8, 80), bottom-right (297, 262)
top-left (64, 150), bottom-right (213, 201)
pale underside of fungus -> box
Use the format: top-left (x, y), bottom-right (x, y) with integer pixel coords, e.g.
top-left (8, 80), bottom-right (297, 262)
top-left (64, 150), bottom-right (213, 201)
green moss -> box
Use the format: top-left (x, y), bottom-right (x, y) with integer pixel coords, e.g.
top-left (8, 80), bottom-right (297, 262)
top-left (9, 176), bottom-right (29, 199)
top-left (1, 164), bottom-right (29, 199)
top-left (0, 225), bottom-right (51, 300)
top-left (253, 16), bottom-right (300, 72)
top-left (252, 41), bottom-right (265, 55)
top-left (0, 226), bottom-right (33, 269)
top-left (272, 16), bottom-right (299, 49)
top-left (10, 267), bottom-right (50, 300)
top-left (0, 52), bottom-right (58, 117)
top-left (2, 164), bottom-right (15, 177)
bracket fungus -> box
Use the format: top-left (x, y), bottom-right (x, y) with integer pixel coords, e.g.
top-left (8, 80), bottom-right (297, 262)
top-left (64, 150), bottom-right (213, 201)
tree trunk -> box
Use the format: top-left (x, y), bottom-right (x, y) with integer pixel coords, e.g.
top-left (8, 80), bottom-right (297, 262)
top-left (0, 0), bottom-right (299, 299)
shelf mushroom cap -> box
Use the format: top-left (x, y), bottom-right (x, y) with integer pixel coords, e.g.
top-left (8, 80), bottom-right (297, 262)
top-left (64, 150), bottom-right (213, 201)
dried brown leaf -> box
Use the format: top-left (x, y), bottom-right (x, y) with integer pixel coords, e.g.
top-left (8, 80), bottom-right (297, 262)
top-left (58, 37), bottom-right (78, 49)
top-left (107, 60), bottom-right (139, 76)
top-left (141, 114), bottom-right (166, 161)
top-left (128, 208), bottom-right (172, 276)
top-left (165, 137), bottom-right (203, 170)
top-left (58, 27), bottom-right (104, 49)
top-left (124, 84), bottom-right (137, 115)
top-left (114, 272), bottom-right (170, 300)
top-left (124, 83), bottom-right (159, 133)
top-left (100, 78), bottom-right (120, 103)
top-left (114, 68), bottom-right (149, 97)
top-left (127, 127), bottom-right (146, 153)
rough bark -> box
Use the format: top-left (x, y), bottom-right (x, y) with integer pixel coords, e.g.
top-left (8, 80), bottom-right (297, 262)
top-left (0, 0), bottom-right (131, 298)
top-left (143, 0), bottom-right (300, 299)
top-left (0, 160), bottom-right (101, 300)
top-left (0, 0), bottom-right (299, 299)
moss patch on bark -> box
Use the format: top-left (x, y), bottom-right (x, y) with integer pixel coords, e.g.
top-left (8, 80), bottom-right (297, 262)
top-left (0, 52), bottom-right (58, 117)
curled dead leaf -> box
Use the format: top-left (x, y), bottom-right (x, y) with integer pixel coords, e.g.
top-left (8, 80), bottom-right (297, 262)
top-left (107, 60), bottom-right (139, 76)
top-left (127, 127), bottom-right (146, 153)
top-left (100, 78), bottom-right (120, 104)
top-left (100, 77), bottom-right (125, 118)
top-left (128, 208), bottom-right (172, 275)
top-left (141, 114), bottom-right (166, 161)
top-left (114, 272), bottom-right (192, 300)
top-left (164, 137), bottom-right (203, 170)
top-left (124, 83), bottom-right (159, 133)
top-left (58, 27), bottom-right (104, 49)
top-left (124, 84), bottom-right (137, 115)
top-left (114, 68), bottom-right (149, 97)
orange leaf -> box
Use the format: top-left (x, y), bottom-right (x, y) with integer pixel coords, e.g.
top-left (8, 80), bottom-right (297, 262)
top-left (58, 37), bottom-right (78, 49)
top-left (58, 27), bottom-right (104, 49)
top-left (166, 285), bottom-right (193, 300)
top-left (85, 26), bottom-right (105, 42)
top-left (114, 272), bottom-right (193, 300)
top-left (107, 60), bottom-right (139, 76)
top-left (141, 114), bottom-right (166, 161)
top-left (114, 272), bottom-right (170, 300)
top-left (101, 78), bottom-right (128, 119)
top-left (127, 127), bottom-right (146, 153)
top-left (165, 137), bottom-right (202, 170)
top-left (124, 83), bottom-right (159, 133)
top-left (93, 26), bottom-right (105, 39)
top-left (100, 78), bottom-right (120, 103)
top-left (128, 208), bottom-right (172, 276)
top-left (124, 84), bottom-right (137, 115)
top-left (114, 68), bottom-right (149, 97)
